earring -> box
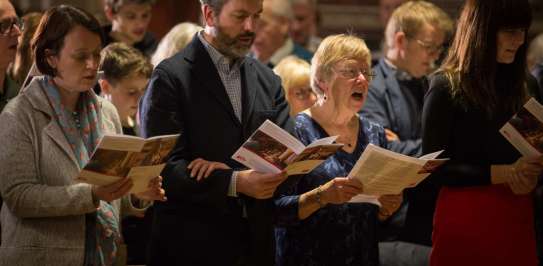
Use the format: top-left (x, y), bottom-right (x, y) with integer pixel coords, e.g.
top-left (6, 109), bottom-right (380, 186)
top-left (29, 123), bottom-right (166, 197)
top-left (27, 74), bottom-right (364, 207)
top-left (323, 94), bottom-right (328, 101)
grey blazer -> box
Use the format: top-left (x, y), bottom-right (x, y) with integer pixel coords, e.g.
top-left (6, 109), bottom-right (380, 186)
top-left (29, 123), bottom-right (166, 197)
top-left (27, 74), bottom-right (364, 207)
top-left (0, 77), bottom-right (145, 266)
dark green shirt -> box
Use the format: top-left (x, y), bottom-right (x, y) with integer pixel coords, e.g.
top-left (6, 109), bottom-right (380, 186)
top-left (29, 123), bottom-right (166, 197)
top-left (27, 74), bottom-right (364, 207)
top-left (0, 75), bottom-right (21, 112)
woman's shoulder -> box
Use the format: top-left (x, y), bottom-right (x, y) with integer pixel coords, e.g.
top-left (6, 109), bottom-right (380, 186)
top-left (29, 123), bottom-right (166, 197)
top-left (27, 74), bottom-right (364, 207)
top-left (428, 72), bottom-right (454, 95)
top-left (294, 112), bottom-right (323, 144)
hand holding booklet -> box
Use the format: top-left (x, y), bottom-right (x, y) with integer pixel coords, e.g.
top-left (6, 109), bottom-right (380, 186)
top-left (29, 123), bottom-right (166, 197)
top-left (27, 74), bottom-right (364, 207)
top-left (77, 134), bottom-right (179, 193)
top-left (232, 120), bottom-right (343, 175)
top-left (347, 144), bottom-right (448, 203)
top-left (500, 98), bottom-right (543, 156)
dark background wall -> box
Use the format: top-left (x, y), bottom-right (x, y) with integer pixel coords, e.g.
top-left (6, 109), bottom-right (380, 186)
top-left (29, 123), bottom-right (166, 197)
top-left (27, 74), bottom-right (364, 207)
top-left (11, 0), bottom-right (543, 51)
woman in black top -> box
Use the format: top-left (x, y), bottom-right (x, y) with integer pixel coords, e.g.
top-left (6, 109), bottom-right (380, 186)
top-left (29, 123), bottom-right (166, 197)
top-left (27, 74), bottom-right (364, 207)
top-left (421, 0), bottom-right (542, 265)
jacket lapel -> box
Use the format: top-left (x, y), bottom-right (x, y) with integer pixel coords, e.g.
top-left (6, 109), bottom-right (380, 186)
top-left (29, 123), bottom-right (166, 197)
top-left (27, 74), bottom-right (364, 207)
top-left (185, 36), bottom-right (242, 127)
top-left (241, 60), bottom-right (257, 127)
top-left (380, 61), bottom-right (403, 132)
top-left (23, 78), bottom-right (80, 169)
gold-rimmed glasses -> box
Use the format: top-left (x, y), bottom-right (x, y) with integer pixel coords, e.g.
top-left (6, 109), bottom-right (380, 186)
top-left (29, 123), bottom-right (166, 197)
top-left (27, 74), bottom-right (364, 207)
top-left (414, 39), bottom-right (443, 55)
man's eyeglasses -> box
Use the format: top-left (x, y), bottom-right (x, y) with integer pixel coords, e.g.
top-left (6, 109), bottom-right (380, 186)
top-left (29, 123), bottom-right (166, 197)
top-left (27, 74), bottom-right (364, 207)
top-left (414, 39), bottom-right (443, 55)
top-left (0, 17), bottom-right (24, 35)
top-left (334, 67), bottom-right (376, 81)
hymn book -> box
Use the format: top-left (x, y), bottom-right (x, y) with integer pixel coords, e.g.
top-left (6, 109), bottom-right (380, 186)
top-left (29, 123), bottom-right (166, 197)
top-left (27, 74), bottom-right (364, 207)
top-left (77, 134), bottom-right (179, 193)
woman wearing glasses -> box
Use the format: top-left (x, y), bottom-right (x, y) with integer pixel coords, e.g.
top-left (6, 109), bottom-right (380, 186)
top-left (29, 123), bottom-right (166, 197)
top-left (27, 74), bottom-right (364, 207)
top-left (0, 5), bottom-right (165, 266)
top-left (423, 0), bottom-right (541, 265)
top-left (273, 56), bottom-right (317, 117)
top-left (273, 34), bottom-right (402, 266)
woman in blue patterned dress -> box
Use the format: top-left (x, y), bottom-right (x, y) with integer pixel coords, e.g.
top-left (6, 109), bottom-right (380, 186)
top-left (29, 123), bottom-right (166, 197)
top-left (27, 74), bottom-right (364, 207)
top-left (274, 34), bottom-right (402, 266)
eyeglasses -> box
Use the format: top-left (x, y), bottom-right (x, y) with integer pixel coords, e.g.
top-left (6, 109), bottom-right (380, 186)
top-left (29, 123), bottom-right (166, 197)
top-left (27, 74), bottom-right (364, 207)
top-left (291, 87), bottom-right (315, 100)
top-left (334, 67), bottom-right (376, 81)
top-left (0, 17), bottom-right (24, 35)
top-left (414, 39), bottom-right (443, 55)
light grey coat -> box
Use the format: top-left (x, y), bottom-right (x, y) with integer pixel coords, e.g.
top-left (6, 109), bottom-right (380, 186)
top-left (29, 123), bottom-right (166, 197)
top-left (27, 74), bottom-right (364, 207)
top-left (0, 77), bottom-right (145, 266)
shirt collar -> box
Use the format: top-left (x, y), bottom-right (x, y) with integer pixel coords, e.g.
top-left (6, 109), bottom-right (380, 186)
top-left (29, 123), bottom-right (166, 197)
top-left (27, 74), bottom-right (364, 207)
top-left (198, 31), bottom-right (245, 71)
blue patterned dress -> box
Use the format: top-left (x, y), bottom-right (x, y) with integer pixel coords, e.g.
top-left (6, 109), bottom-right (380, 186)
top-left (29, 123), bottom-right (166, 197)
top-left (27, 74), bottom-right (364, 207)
top-left (274, 113), bottom-right (387, 266)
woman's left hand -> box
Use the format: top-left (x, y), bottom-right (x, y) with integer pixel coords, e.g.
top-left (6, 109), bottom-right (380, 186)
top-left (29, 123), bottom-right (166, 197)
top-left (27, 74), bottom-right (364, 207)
top-left (133, 176), bottom-right (167, 202)
top-left (378, 193), bottom-right (403, 220)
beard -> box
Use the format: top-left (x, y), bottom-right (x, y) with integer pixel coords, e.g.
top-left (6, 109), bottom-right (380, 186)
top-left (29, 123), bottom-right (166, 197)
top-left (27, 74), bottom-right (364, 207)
top-left (211, 24), bottom-right (255, 60)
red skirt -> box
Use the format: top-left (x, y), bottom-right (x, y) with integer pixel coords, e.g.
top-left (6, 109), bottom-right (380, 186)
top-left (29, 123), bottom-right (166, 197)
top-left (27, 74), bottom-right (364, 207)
top-left (430, 184), bottom-right (537, 266)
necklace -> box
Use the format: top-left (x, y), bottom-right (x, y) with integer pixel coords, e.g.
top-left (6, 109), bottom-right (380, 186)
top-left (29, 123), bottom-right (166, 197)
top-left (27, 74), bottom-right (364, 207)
top-left (72, 111), bottom-right (81, 129)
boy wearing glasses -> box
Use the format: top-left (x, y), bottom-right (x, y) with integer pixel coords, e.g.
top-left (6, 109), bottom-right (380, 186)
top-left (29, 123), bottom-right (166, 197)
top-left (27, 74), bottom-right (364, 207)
top-left (359, 1), bottom-right (452, 266)
top-left (103, 0), bottom-right (157, 57)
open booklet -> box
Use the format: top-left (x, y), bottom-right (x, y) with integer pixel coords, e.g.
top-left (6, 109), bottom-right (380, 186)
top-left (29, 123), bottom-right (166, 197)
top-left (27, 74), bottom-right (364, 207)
top-left (348, 144), bottom-right (448, 203)
top-left (232, 120), bottom-right (343, 175)
top-left (76, 134), bottom-right (179, 193)
top-left (500, 97), bottom-right (543, 156)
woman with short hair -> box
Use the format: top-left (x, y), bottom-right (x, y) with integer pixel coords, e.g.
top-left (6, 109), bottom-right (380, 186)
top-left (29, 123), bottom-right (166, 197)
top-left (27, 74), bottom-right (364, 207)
top-left (274, 34), bottom-right (401, 266)
top-left (0, 5), bottom-right (164, 266)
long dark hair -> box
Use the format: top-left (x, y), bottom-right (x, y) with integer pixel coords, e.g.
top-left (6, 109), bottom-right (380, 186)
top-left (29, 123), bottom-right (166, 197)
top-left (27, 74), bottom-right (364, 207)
top-left (439, 0), bottom-right (532, 116)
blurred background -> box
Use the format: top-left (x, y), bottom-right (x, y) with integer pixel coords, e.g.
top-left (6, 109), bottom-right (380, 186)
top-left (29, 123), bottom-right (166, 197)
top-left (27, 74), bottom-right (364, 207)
top-left (11, 0), bottom-right (543, 53)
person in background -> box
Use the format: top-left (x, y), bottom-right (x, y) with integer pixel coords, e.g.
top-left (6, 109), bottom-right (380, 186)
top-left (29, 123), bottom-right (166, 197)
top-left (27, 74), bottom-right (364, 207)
top-left (529, 33), bottom-right (543, 90)
top-left (0, 5), bottom-right (165, 265)
top-left (151, 22), bottom-right (202, 67)
top-left (274, 34), bottom-right (402, 266)
top-left (528, 33), bottom-right (543, 72)
top-left (99, 42), bottom-right (152, 136)
top-left (360, 2), bottom-right (452, 265)
top-left (371, 0), bottom-right (406, 63)
top-left (0, 0), bottom-right (21, 112)
top-left (289, 0), bottom-right (321, 53)
top-left (423, 0), bottom-right (541, 265)
top-left (252, 0), bottom-right (313, 68)
top-left (139, 0), bottom-right (293, 264)
top-left (273, 55), bottom-right (316, 117)
top-left (98, 42), bottom-right (154, 265)
top-left (103, 0), bottom-right (157, 57)
top-left (7, 12), bottom-right (41, 87)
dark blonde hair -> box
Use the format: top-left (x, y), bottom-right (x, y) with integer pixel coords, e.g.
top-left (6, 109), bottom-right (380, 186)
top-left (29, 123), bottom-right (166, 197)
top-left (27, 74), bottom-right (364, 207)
top-left (439, 0), bottom-right (532, 116)
top-left (99, 42), bottom-right (153, 84)
top-left (105, 0), bottom-right (155, 13)
top-left (384, 1), bottom-right (452, 49)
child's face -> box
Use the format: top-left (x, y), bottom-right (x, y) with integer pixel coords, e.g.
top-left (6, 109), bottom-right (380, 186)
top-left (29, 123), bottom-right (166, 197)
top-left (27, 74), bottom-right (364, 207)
top-left (108, 74), bottom-right (148, 120)
top-left (111, 3), bottom-right (152, 43)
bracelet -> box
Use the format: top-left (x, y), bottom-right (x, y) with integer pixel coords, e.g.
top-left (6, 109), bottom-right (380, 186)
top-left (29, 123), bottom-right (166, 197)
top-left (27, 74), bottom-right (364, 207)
top-left (316, 185), bottom-right (326, 208)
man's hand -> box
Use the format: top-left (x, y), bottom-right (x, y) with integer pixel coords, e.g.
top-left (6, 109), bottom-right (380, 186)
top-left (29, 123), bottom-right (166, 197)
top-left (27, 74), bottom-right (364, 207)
top-left (188, 158), bottom-right (231, 181)
top-left (236, 170), bottom-right (288, 199)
